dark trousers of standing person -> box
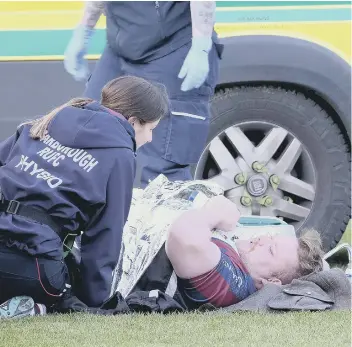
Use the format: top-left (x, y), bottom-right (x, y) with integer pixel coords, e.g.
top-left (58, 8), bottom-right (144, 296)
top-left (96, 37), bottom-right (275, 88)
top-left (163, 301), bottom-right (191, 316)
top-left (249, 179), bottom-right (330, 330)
top-left (84, 42), bottom-right (220, 188)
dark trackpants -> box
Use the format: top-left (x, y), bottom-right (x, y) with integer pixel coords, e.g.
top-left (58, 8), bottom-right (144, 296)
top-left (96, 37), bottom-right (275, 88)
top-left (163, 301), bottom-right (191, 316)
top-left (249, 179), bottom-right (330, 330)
top-left (84, 42), bottom-right (220, 188)
top-left (0, 244), bottom-right (70, 307)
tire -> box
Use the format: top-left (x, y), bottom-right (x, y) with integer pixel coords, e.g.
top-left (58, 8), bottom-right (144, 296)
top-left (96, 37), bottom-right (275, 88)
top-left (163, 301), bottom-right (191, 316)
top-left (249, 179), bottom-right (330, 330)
top-left (195, 86), bottom-right (351, 250)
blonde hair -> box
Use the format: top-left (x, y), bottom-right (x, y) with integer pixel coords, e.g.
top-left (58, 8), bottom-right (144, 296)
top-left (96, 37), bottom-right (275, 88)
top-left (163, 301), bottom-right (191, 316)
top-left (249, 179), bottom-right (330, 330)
top-left (22, 76), bottom-right (169, 140)
top-left (280, 228), bottom-right (325, 284)
top-left (296, 228), bottom-right (325, 277)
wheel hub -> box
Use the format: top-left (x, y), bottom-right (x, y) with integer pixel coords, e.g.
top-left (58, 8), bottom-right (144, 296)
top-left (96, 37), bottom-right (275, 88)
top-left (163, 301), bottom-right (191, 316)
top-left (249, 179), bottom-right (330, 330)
top-left (195, 121), bottom-right (317, 228)
top-left (246, 174), bottom-right (268, 197)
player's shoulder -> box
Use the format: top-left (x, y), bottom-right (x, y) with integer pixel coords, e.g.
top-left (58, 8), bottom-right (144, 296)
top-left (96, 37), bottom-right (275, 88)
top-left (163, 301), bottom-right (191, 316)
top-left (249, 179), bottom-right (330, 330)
top-left (211, 237), bottom-right (249, 274)
top-left (211, 237), bottom-right (239, 256)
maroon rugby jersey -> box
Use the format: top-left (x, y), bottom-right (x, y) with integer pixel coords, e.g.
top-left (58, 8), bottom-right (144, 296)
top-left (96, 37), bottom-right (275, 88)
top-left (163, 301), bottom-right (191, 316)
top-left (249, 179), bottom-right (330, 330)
top-left (177, 238), bottom-right (257, 308)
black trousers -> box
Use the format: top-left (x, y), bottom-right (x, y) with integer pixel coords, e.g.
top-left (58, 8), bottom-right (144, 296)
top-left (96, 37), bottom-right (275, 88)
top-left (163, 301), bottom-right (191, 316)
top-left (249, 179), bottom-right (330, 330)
top-left (0, 244), bottom-right (70, 307)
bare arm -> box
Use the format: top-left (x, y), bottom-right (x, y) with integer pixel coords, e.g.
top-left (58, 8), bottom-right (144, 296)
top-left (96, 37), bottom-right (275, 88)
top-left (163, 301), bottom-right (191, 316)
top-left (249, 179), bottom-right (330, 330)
top-left (165, 196), bottom-right (240, 279)
top-left (165, 208), bottom-right (221, 279)
top-left (190, 1), bottom-right (216, 39)
top-left (81, 1), bottom-right (105, 29)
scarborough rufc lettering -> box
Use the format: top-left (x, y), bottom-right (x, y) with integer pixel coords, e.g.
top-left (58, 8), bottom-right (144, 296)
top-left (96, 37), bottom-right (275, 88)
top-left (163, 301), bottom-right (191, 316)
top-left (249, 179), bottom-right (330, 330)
top-left (38, 134), bottom-right (98, 171)
top-left (14, 134), bottom-right (98, 189)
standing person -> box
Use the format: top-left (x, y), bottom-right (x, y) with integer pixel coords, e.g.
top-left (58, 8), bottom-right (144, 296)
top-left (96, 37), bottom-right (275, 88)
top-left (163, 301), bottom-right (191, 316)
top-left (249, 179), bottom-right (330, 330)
top-left (0, 76), bottom-right (169, 317)
top-left (64, 1), bottom-right (223, 187)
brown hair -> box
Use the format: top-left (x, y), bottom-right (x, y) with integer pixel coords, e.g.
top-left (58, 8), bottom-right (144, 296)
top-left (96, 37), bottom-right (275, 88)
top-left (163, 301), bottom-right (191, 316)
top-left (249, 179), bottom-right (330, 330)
top-left (23, 76), bottom-right (169, 140)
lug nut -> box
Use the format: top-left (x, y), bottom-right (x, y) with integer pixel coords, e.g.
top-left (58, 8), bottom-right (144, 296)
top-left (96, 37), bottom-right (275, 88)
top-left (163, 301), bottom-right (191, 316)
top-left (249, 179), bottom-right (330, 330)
top-left (270, 175), bottom-right (280, 185)
top-left (252, 161), bottom-right (267, 173)
top-left (259, 195), bottom-right (273, 207)
top-left (235, 173), bottom-right (247, 185)
top-left (240, 196), bottom-right (252, 206)
top-left (264, 196), bottom-right (273, 207)
top-left (269, 175), bottom-right (280, 191)
top-left (252, 161), bottom-right (262, 171)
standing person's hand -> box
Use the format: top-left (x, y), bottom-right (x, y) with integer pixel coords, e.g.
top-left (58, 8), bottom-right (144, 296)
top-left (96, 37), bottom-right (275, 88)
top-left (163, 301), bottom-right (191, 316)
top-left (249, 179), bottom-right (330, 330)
top-left (202, 195), bottom-right (241, 232)
top-left (64, 25), bottom-right (94, 82)
top-left (178, 37), bottom-right (212, 92)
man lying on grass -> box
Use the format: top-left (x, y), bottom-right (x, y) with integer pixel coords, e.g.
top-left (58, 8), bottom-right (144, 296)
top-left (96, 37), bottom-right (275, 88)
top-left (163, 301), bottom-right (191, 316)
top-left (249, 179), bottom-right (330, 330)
top-left (165, 195), bottom-right (325, 309)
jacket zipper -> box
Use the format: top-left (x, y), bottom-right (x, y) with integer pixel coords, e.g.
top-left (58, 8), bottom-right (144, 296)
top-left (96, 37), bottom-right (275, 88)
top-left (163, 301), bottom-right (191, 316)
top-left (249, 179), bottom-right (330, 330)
top-left (155, 1), bottom-right (161, 21)
top-left (155, 1), bottom-right (165, 38)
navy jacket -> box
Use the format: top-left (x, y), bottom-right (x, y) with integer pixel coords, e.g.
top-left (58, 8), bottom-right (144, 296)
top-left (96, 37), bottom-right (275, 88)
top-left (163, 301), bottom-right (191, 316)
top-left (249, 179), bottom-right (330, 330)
top-left (105, 1), bottom-right (220, 63)
top-left (0, 101), bottom-right (136, 306)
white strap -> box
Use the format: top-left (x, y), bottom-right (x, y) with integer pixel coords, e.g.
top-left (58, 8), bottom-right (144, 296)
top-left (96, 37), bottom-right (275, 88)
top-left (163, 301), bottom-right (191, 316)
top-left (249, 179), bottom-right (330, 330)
top-left (165, 271), bottom-right (178, 298)
top-left (149, 290), bottom-right (159, 298)
top-left (171, 111), bottom-right (206, 120)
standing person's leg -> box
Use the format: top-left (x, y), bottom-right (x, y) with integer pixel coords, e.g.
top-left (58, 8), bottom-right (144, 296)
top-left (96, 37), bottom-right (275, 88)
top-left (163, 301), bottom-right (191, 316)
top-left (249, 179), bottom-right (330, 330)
top-left (123, 43), bottom-right (220, 187)
top-left (0, 245), bottom-right (70, 310)
top-left (84, 45), bottom-right (124, 100)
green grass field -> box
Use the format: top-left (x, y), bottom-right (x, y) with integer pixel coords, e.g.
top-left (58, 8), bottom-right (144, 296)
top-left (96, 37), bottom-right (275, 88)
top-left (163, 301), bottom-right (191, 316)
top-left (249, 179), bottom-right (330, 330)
top-left (339, 220), bottom-right (351, 246)
top-left (1, 311), bottom-right (351, 347)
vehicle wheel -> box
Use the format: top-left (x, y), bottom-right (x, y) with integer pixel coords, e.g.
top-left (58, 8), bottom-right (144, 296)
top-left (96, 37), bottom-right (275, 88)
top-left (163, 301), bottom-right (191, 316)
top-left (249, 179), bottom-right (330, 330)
top-left (195, 86), bottom-right (351, 250)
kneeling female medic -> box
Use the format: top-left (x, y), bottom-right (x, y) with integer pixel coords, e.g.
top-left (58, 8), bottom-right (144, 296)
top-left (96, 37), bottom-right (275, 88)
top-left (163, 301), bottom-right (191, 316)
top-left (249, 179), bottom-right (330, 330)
top-left (0, 76), bottom-right (168, 310)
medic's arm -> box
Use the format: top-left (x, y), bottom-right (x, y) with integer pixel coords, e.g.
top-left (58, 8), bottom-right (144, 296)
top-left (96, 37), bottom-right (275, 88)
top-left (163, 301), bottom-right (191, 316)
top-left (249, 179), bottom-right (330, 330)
top-left (81, 1), bottom-right (105, 29)
top-left (78, 149), bottom-right (135, 307)
top-left (190, 1), bottom-right (216, 39)
top-left (178, 1), bottom-right (216, 91)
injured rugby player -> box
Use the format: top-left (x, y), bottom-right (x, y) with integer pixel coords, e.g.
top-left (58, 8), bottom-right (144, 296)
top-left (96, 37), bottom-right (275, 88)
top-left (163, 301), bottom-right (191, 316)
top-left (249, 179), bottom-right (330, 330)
top-left (70, 177), bottom-right (325, 310)
top-left (165, 195), bottom-right (325, 309)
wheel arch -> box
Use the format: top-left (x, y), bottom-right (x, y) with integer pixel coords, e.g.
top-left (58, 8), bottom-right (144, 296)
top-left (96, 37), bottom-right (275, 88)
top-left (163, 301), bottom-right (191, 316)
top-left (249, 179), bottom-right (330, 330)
top-left (217, 35), bottom-right (351, 143)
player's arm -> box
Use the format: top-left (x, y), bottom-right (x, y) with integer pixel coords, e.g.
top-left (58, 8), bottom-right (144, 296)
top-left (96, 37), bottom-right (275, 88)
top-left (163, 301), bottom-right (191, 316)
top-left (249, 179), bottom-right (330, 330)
top-left (165, 196), bottom-right (240, 279)
top-left (82, 1), bottom-right (105, 29)
top-left (165, 209), bottom-right (221, 279)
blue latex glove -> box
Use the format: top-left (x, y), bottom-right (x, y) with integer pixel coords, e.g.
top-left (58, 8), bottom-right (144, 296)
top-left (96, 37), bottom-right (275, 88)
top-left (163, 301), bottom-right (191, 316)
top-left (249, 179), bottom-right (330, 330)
top-left (64, 25), bottom-right (94, 82)
top-left (178, 37), bottom-right (213, 92)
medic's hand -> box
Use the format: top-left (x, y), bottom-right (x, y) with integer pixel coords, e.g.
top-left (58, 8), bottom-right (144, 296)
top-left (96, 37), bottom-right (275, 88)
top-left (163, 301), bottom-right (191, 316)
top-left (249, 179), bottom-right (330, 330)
top-left (64, 25), bottom-right (94, 82)
top-left (178, 37), bottom-right (212, 92)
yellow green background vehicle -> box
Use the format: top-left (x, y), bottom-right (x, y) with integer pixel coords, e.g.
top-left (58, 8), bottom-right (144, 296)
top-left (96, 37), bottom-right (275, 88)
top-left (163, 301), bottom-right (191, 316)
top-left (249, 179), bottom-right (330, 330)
top-left (0, 1), bottom-right (350, 62)
top-left (0, 1), bottom-right (351, 250)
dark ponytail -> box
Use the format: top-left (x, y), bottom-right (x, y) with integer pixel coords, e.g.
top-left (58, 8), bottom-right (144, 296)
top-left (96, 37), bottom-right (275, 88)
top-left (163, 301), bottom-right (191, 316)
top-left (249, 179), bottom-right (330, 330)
top-left (22, 97), bottom-right (94, 140)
